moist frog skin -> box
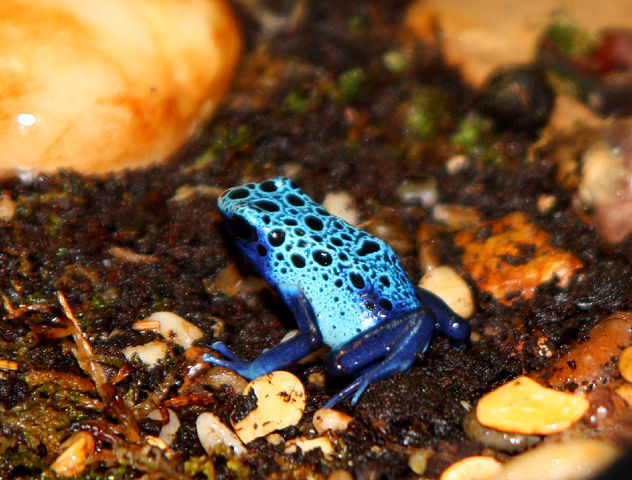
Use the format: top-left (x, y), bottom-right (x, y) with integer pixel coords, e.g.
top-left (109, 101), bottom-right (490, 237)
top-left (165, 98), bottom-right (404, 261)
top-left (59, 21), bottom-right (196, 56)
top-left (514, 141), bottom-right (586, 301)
top-left (203, 177), bottom-right (470, 407)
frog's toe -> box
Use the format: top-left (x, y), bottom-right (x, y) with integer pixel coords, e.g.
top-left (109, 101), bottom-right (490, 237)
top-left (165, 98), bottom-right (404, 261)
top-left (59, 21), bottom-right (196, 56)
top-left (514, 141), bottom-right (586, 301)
top-left (210, 341), bottom-right (238, 360)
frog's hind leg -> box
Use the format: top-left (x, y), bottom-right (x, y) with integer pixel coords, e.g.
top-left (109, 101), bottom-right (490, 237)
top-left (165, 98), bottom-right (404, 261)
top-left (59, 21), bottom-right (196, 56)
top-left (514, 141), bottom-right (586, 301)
top-left (322, 308), bottom-right (435, 407)
top-left (202, 286), bottom-right (323, 380)
top-left (417, 288), bottom-right (470, 349)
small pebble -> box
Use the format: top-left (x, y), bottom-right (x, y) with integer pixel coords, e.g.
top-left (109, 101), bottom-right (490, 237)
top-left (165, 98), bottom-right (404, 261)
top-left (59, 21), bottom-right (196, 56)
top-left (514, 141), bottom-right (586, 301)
top-left (203, 365), bottom-right (249, 394)
top-left (123, 340), bottom-right (168, 367)
top-left (50, 432), bottom-right (95, 477)
top-left (618, 345), bottom-right (632, 383)
top-left (494, 439), bottom-right (620, 480)
top-left (266, 433), bottom-right (284, 446)
top-left (148, 408), bottom-right (180, 446)
top-left (439, 455), bottom-right (502, 480)
top-left (307, 371), bottom-right (327, 387)
top-left (313, 408), bottom-right (353, 434)
top-left (322, 191), bottom-right (358, 226)
top-left (408, 447), bottom-right (433, 475)
top-left (396, 177), bottom-right (439, 208)
top-left (462, 410), bottom-right (540, 453)
top-left (0, 193), bottom-right (15, 222)
top-left (476, 376), bottom-right (589, 435)
top-left (232, 371), bottom-right (306, 444)
top-left (327, 470), bottom-right (354, 480)
top-left (445, 154), bottom-right (469, 174)
top-left (537, 194), bottom-right (557, 214)
top-left (418, 266), bottom-right (475, 318)
top-left (146, 311), bottom-right (203, 349)
top-left (432, 204), bottom-right (480, 229)
top-left (196, 412), bottom-right (246, 455)
top-left (145, 435), bottom-right (169, 450)
top-left (284, 436), bottom-right (334, 457)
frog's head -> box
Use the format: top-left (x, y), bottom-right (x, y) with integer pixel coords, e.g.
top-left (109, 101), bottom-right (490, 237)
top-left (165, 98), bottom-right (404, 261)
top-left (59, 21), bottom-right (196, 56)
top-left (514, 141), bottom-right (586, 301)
top-left (217, 177), bottom-right (307, 266)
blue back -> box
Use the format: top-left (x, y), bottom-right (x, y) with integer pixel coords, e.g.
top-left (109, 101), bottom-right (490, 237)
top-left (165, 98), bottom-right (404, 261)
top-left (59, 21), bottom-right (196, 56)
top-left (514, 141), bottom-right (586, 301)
top-left (217, 177), bottom-right (422, 348)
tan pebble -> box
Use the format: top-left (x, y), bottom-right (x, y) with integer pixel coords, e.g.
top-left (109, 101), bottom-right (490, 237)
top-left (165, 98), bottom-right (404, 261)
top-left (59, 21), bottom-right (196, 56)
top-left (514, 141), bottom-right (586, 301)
top-left (0, 193), bottom-right (15, 222)
top-left (307, 371), bottom-right (327, 387)
top-left (432, 204), bottom-right (480, 229)
top-left (145, 435), bottom-right (169, 450)
top-left (266, 433), bottom-right (284, 446)
top-left (614, 382), bottom-right (632, 405)
top-left (203, 365), bottom-right (249, 394)
top-left (50, 432), bottom-right (95, 477)
top-left (476, 376), bottom-right (589, 435)
top-left (284, 436), bottom-right (333, 457)
top-left (618, 346), bottom-right (632, 383)
top-left (148, 408), bottom-right (180, 446)
top-left (197, 412), bottom-right (246, 455)
top-left (418, 266), bottom-right (474, 318)
top-left (446, 155), bottom-right (469, 174)
top-left (545, 312), bottom-right (632, 391)
top-left (327, 470), bottom-right (354, 480)
top-left (439, 456), bottom-right (502, 480)
top-left (313, 408), bottom-right (353, 434)
top-left (322, 191), bottom-right (358, 226)
top-left (494, 439), bottom-right (620, 480)
top-left (537, 194), bottom-right (557, 214)
top-left (122, 340), bottom-right (168, 367)
top-left (232, 371), bottom-right (306, 444)
top-left (146, 311), bottom-right (203, 349)
top-left (408, 447), bottom-right (433, 475)
top-left (207, 263), bottom-right (244, 297)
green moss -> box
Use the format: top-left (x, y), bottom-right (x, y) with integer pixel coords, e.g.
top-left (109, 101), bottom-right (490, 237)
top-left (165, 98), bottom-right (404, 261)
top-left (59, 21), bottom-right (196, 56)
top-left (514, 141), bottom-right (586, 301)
top-left (337, 68), bottom-right (367, 102)
top-left (450, 114), bottom-right (494, 152)
top-left (282, 91), bottom-right (313, 114)
top-left (544, 13), bottom-right (596, 57)
top-left (405, 87), bottom-right (452, 139)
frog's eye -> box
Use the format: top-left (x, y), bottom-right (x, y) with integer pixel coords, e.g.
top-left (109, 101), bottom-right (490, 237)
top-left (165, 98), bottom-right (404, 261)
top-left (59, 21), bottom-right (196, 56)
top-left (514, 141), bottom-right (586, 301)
top-left (230, 215), bottom-right (257, 243)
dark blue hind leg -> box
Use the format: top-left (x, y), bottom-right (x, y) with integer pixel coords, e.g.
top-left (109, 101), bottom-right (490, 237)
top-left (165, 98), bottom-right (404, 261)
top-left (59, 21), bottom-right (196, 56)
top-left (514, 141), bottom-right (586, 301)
top-left (322, 308), bottom-right (435, 407)
top-left (417, 288), bottom-right (470, 348)
top-left (203, 286), bottom-right (323, 380)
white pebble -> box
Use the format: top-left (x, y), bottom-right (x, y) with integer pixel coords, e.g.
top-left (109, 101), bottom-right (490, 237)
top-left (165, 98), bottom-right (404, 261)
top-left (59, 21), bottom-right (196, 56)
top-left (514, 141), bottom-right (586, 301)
top-left (494, 439), bottom-right (620, 480)
top-left (418, 266), bottom-right (475, 318)
top-left (196, 412), bottom-right (246, 456)
top-left (123, 340), bottom-right (168, 367)
top-left (440, 455), bottom-right (502, 480)
top-left (147, 311), bottom-right (203, 349)
top-left (313, 408), bottom-right (353, 434)
top-left (322, 191), bottom-right (359, 226)
top-left (284, 436), bottom-right (334, 457)
top-left (232, 371), bottom-right (306, 444)
top-left (148, 408), bottom-right (181, 446)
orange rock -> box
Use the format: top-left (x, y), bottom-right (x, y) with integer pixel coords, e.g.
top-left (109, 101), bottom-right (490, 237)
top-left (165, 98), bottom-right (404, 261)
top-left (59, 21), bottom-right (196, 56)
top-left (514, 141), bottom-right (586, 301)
top-left (455, 212), bottom-right (583, 305)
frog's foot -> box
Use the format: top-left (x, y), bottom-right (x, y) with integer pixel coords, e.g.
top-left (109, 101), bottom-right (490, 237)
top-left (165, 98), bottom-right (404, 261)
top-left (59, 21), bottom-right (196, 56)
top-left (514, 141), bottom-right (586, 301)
top-left (323, 308), bottom-right (435, 407)
top-left (203, 329), bottom-right (324, 381)
top-left (416, 288), bottom-right (470, 347)
top-left (208, 341), bottom-right (238, 361)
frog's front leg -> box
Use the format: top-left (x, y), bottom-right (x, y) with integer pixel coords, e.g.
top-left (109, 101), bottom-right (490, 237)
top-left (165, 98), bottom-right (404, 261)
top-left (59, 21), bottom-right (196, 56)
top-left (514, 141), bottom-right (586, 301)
top-left (202, 286), bottom-right (323, 380)
top-left (322, 308), bottom-right (435, 407)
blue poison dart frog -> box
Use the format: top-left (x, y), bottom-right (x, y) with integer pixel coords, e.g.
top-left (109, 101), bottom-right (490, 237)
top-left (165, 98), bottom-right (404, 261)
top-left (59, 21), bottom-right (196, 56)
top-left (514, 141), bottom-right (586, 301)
top-left (203, 177), bottom-right (470, 407)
